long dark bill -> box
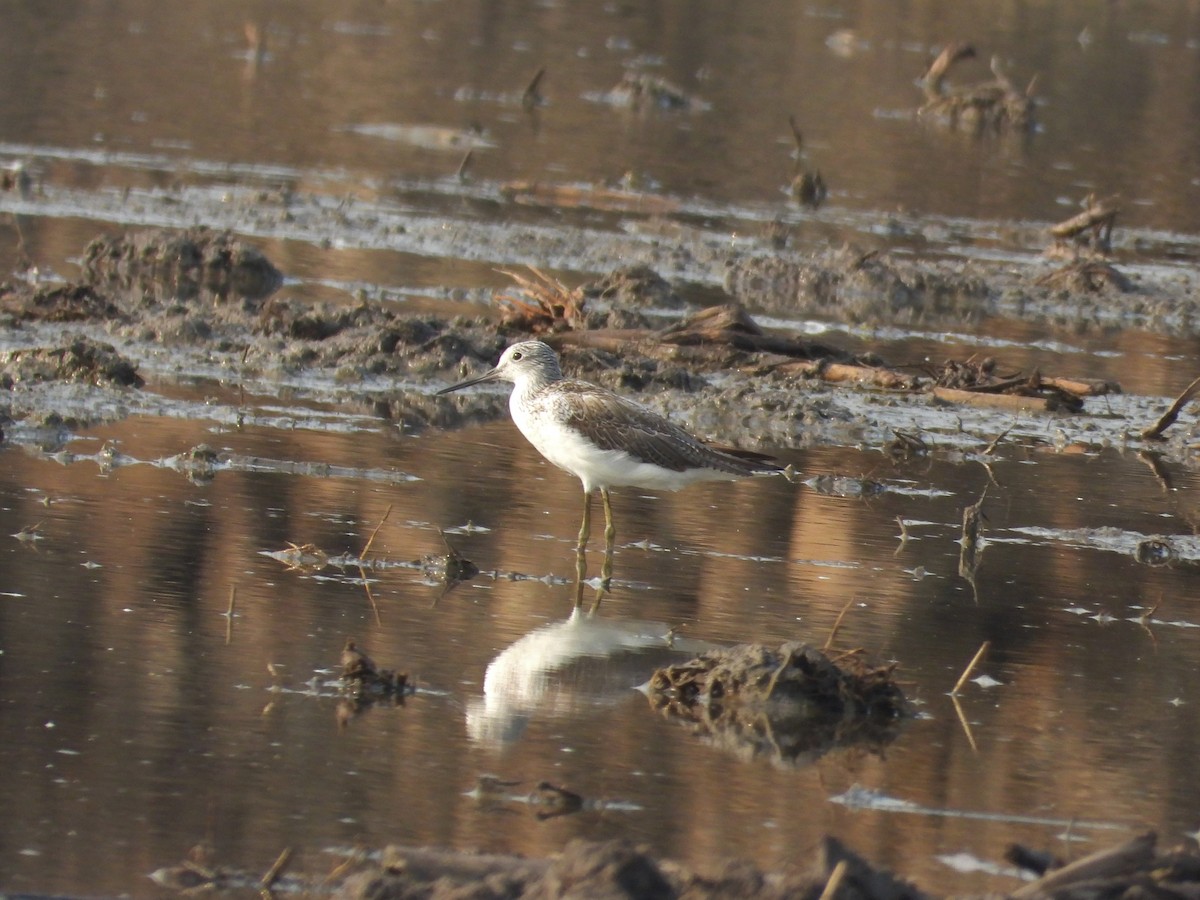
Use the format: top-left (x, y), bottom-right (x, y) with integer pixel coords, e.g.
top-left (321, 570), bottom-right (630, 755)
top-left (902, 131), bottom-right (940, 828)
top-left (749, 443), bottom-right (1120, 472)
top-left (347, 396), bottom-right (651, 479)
top-left (435, 366), bottom-right (502, 395)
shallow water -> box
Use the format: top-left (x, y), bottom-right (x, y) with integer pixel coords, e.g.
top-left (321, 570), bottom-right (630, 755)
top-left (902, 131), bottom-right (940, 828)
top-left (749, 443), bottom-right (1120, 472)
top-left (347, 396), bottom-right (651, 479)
top-left (4, 1), bottom-right (1200, 897)
top-left (4, 406), bottom-right (1200, 896)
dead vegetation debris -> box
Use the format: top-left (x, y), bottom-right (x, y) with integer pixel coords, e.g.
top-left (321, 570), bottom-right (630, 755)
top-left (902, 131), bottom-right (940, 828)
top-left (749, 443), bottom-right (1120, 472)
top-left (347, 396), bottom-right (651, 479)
top-left (788, 115), bottom-right (828, 210)
top-left (647, 642), bottom-right (906, 765)
top-left (340, 639), bottom-right (409, 697)
top-left (493, 266), bottom-right (587, 333)
top-left (1141, 374), bottom-right (1200, 440)
top-left (148, 829), bottom-right (1200, 900)
top-left (927, 356), bottom-right (1117, 413)
top-left (918, 42), bottom-right (1036, 132)
top-left (500, 178), bottom-right (683, 215)
top-left (1036, 196), bottom-right (1133, 292)
top-left (1035, 259), bottom-right (1133, 294)
top-left (333, 834), bottom-right (924, 900)
top-left (1048, 195), bottom-right (1121, 256)
top-left (0, 229), bottom-right (1158, 440)
top-left (604, 71), bottom-right (707, 111)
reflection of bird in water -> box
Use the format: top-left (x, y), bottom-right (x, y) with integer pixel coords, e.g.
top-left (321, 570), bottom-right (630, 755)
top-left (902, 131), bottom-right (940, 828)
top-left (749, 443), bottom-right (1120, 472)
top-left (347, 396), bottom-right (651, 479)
top-left (437, 340), bottom-right (784, 553)
top-left (465, 607), bottom-right (715, 745)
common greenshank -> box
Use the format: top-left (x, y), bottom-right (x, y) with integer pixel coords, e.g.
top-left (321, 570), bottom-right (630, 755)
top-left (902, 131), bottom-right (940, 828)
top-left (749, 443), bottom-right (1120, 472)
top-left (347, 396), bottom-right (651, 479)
top-left (437, 340), bottom-right (783, 552)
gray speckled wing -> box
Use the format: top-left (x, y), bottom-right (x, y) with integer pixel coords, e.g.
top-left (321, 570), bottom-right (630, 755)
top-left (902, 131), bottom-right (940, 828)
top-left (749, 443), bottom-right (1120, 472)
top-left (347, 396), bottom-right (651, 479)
top-left (547, 381), bottom-right (775, 476)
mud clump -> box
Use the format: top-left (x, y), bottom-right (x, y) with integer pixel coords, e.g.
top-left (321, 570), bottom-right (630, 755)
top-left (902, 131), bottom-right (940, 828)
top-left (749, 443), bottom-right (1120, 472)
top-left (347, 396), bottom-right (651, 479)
top-left (724, 249), bottom-right (990, 325)
top-left (0, 281), bottom-right (123, 323)
top-left (82, 226), bottom-right (283, 301)
top-left (648, 642), bottom-right (906, 765)
top-left (0, 337), bottom-right (143, 388)
top-left (335, 835), bottom-right (920, 900)
top-left (153, 827), bottom-right (1193, 900)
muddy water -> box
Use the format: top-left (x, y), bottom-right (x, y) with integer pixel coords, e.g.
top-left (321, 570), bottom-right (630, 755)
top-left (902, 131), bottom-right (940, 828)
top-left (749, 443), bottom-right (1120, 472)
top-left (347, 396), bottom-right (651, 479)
top-left (4, 1), bottom-right (1200, 897)
top-left (2, 405), bottom-right (1200, 897)
top-left (4, 403), bottom-right (1200, 896)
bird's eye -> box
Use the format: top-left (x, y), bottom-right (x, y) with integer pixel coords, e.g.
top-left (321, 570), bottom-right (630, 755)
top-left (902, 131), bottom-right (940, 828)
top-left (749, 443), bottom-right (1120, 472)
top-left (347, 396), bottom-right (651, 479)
top-left (512, 351), bottom-right (523, 360)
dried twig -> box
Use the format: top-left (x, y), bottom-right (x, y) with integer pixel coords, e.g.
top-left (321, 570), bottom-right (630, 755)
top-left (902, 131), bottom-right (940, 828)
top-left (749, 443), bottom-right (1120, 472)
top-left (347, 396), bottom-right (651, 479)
top-left (259, 847), bottom-right (293, 894)
top-left (787, 114), bottom-right (805, 155)
top-left (357, 505), bottom-right (393, 626)
top-left (522, 67), bottom-right (546, 109)
top-left (950, 694), bottom-right (978, 753)
top-left (818, 859), bottom-right (849, 900)
top-left (456, 149), bottom-right (473, 181)
top-left (824, 598), bottom-right (856, 651)
top-left (951, 640), bottom-right (991, 696)
top-left (1141, 374), bottom-right (1200, 440)
top-left (226, 584), bottom-right (236, 645)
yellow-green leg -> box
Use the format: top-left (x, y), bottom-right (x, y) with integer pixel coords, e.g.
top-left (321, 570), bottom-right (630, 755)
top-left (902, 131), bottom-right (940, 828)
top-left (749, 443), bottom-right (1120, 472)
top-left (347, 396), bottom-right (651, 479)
top-left (577, 489), bottom-right (593, 553)
top-left (574, 490), bottom-right (592, 608)
top-left (601, 488), bottom-right (615, 547)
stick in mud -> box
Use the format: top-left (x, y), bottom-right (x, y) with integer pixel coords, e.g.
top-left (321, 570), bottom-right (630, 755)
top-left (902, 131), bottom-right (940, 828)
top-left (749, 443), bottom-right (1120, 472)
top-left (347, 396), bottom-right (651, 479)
top-left (950, 694), bottom-right (978, 753)
top-left (1141, 373), bottom-right (1200, 440)
top-left (358, 504), bottom-right (393, 626)
top-left (951, 640), bottom-right (991, 696)
top-left (817, 859), bottom-right (848, 900)
top-left (259, 846), bottom-right (293, 893)
top-left (824, 597), bottom-right (857, 651)
top-left (522, 67), bottom-right (546, 109)
top-left (456, 149), bottom-right (474, 181)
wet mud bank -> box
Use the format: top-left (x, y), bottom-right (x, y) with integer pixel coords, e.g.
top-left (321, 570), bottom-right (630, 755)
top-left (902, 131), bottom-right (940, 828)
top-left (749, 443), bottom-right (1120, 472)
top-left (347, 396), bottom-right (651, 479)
top-left (143, 829), bottom-right (1197, 900)
top-left (0, 224), bottom-right (1195, 463)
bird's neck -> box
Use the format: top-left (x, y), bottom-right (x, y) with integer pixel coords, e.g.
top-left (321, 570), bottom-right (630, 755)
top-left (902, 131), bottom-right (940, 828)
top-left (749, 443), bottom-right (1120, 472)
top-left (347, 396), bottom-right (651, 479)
top-left (512, 372), bottom-right (560, 404)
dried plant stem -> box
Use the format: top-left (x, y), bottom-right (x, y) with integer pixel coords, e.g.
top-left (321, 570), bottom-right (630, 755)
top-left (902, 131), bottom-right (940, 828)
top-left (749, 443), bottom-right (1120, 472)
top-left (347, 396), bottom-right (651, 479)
top-left (259, 846), bottom-right (293, 893)
top-left (824, 598), bottom-right (856, 651)
top-left (818, 859), bottom-right (848, 900)
top-left (225, 584), bottom-right (237, 645)
top-left (951, 641), bottom-right (990, 696)
top-left (358, 504), bottom-right (393, 626)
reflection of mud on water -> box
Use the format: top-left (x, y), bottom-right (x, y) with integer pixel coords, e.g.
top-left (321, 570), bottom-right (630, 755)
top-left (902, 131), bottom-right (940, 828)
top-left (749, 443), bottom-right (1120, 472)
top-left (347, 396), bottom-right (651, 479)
top-left (83, 226), bottom-right (283, 301)
top-left (649, 642), bottom-right (907, 766)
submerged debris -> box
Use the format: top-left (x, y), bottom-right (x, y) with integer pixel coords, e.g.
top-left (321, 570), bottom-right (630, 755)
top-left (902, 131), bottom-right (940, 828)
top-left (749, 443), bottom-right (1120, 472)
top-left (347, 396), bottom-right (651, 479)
top-left (466, 775), bottom-right (609, 821)
top-left (1048, 195), bottom-right (1120, 256)
top-left (500, 179), bottom-right (682, 215)
top-left (918, 43), bottom-right (1035, 132)
top-left (150, 843), bottom-right (307, 895)
top-left (788, 116), bottom-right (828, 210)
top-left (150, 829), bottom-right (1200, 900)
top-left (647, 642), bottom-right (906, 765)
top-left (82, 225), bottom-right (283, 301)
top-left (340, 638), bottom-right (408, 696)
top-left (603, 71), bottom-right (708, 111)
top-left (421, 530), bottom-right (479, 586)
top-left (268, 542), bottom-right (331, 572)
top-left (330, 834), bottom-right (922, 900)
top-left (1135, 537), bottom-right (1176, 567)
top-left (1035, 259), bottom-right (1133, 294)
